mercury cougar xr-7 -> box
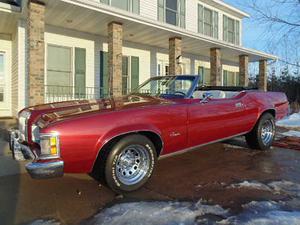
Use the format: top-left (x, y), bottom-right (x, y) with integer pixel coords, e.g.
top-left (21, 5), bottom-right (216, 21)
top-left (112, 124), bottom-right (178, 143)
top-left (9, 75), bottom-right (289, 193)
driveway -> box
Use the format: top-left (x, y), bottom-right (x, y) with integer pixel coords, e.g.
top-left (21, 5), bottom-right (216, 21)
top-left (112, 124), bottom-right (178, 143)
top-left (1, 121), bottom-right (300, 224)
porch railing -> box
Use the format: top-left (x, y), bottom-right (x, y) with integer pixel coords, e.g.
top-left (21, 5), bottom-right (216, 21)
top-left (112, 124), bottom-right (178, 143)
top-left (44, 85), bottom-right (134, 103)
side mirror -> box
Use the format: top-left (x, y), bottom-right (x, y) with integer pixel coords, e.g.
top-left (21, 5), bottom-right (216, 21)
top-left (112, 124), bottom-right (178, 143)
top-left (200, 92), bottom-right (212, 104)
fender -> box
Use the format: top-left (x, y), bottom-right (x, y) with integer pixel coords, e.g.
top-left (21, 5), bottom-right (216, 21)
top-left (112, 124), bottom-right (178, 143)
top-left (90, 123), bottom-right (163, 172)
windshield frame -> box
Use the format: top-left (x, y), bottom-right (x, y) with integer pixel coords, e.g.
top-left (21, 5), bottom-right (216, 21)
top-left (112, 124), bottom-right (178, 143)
top-left (131, 75), bottom-right (200, 99)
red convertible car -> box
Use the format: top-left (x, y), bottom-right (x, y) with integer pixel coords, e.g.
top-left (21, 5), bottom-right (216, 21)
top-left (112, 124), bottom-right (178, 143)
top-left (9, 75), bottom-right (288, 193)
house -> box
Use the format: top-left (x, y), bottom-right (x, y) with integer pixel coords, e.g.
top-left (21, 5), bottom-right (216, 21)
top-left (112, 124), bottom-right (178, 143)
top-left (0, 0), bottom-right (276, 117)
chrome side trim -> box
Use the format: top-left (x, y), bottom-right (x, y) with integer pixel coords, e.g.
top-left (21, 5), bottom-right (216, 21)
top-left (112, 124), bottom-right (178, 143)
top-left (159, 132), bottom-right (248, 160)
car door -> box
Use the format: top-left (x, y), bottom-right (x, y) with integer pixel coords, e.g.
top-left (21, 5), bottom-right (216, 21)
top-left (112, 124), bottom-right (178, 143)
top-left (187, 97), bottom-right (247, 147)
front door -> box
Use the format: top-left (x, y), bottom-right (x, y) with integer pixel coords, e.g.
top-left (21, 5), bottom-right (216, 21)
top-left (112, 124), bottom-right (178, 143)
top-left (187, 98), bottom-right (247, 147)
top-left (0, 52), bottom-right (11, 117)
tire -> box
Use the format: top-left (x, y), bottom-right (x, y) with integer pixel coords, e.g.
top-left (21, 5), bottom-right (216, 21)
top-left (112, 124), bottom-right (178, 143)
top-left (245, 113), bottom-right (276, 150)
top-left (102, 134), bottom-right (157, 193)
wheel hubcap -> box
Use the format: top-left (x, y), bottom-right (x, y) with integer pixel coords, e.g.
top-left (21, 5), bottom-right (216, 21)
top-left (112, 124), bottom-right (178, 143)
top-left (116, 145), bottom-right (150, 185)
top-left (261, 120), bottom-right (274, 145)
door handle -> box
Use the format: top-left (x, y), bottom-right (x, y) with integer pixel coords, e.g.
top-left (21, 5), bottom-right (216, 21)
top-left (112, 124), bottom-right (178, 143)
top-left (235, 102), bottom-right (243, 108)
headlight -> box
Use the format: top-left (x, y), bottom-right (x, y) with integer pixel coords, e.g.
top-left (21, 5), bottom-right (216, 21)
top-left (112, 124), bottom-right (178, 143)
top-left (31, 125), bottom-right (40, 143)
top-left (39, 133), bottom-right (60, 159)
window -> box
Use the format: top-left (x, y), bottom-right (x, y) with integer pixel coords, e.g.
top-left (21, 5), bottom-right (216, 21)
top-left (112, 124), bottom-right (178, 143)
top-left (0, 53), bottom-right (4, 102)
top-left (47, 45), bottom-right (72, 89)
top-left (197, 66), bottom-right (211, 86)
top-left (100, 0), bottom-right (140, 14)
top-left (223, 70), bottom-right (240, 86)
top-left (157, 60), bottom-right (169, 76)
top-left (223, 15), bottom-right (240, 45)
top-left (158, 0), bottom-right (185, 28)
top-left (47, 45), bottom-right (86, 96)
top-left (100, 52), bottom-right (140, 96)
top-left (198, 5), bottom-right (218, 39)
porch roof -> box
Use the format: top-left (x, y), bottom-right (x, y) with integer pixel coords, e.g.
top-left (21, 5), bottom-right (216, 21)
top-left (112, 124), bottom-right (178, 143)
top-left (6, 0), bottom-right (277, 64)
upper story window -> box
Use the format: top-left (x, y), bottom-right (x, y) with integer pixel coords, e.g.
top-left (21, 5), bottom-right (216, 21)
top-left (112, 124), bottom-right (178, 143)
top-left (100, 0), bottom-right (140, 14)
top-left (223, 15), bottom-right (240, 45)
top-left (198, 4), bottom-right (219, 39)
top-left (158, 0), bottom-right (186, 28)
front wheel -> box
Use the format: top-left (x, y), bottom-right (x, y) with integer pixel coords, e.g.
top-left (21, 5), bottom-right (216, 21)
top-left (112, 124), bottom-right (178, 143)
top-left (245, 113), bottom-right (276, 150)
top-left (104, 134), bottom-right (157, 193)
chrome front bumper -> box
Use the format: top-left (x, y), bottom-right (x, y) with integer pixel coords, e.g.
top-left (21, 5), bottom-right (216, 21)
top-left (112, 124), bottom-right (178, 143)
top-left (9, 129), bottom-right (64, 179)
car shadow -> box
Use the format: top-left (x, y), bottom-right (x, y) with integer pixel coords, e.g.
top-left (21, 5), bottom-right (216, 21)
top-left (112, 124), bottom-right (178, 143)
top-left (0, 119), bottom-right (20, 225)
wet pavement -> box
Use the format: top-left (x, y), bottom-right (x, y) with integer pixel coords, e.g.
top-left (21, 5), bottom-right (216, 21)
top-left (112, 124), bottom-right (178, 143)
top-left (1, 124), bottom-right (300, 224)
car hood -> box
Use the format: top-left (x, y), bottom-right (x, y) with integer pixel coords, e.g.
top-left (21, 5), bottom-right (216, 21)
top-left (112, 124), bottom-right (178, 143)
top-left (32, 95), bottom-right (173, 128)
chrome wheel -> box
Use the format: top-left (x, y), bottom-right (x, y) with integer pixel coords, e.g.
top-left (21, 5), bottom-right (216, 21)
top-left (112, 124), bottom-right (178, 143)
top-left (116, 145), bottom-right (150, 186)
top-left (261, 120), bottom-right (274, 145)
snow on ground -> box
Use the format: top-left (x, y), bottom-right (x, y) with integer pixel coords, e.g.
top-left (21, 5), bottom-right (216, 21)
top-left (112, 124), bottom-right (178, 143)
top-left (276, 112), bottom-right (300, 129)
top-left (28, 180), bottom-right (300, 225)
top-left (222, 201), bottom-right (300, 225)
top-left (227, 181), bottom-right (271, 191)
top-left (87, 201), bottom-right (228, 225)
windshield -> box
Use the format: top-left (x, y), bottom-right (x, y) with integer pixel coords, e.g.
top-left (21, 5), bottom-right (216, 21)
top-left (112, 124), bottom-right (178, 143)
top-left (132, 76), bottom-right (196, 99)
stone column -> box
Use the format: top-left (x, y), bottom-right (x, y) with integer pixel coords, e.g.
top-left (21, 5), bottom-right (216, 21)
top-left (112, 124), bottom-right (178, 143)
top-left (258, 59), bottom-right (268, 91)
top-left (108, 22), bottom-right (123, 96)
top-left (210, 48), bottom-right (222, 86)
top-left (28, 0), bottom-right (45, 106)
top-left (169, 37), bottom-right (182, 75)
top-left (239, 55), bottom-right (249, 87)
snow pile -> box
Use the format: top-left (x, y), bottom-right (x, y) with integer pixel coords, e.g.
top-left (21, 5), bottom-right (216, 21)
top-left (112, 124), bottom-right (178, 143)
top-left (276, 112), bottom-right (300, 128)
top-left (87, 201), bottom-right (228, 225)
top-left (222, 201), bottom-right (300, 225)
top-left (27, 220), bottom-right (60, 225)
top-left (268, 180), bottom-right (300, 197)
top-left (281, 130), bottom-right (300, 138)
top-left (227, 181), bottom-right (271, 191)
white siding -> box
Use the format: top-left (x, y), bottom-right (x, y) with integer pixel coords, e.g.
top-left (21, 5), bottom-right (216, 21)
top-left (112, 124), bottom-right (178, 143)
top-left (0, 35), bottom-right (12, 117)
top-left (186, 0), bottom-right (198, 33)
top-left (140, 0), bottom-right (157, 20)
top-left (18, 20), bottom-right (27, 112)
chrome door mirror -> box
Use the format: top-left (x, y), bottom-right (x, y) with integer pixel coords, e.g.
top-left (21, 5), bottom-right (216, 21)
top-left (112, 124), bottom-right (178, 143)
top-left (200, 92), bottom-right (212, 104)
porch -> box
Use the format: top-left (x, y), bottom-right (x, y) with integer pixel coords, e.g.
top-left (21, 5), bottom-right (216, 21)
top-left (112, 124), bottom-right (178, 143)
top-left (0, 0), bottom-right (277, 117)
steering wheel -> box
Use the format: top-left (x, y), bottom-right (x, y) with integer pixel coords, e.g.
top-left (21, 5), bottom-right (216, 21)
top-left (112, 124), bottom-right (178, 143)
top-left (174, 91), bottom-right (186, 96)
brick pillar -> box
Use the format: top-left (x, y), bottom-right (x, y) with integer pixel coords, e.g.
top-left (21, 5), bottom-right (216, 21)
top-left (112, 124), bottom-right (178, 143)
top-left (258, 59), bottom-right (268, 91)
top-left (28, 0), bottom-right (45, 106)
top-left (239, 55), bottom-right (249, 87)
top-left (108, 22), bottom-right (123, 96)
top-left (210, 48), bottom-right (222, 86)
top-left (169, 37), bottom-right (182, 75)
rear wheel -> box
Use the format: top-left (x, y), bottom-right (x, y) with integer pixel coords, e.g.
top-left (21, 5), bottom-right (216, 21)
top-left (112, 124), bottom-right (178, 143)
top-left (245, 113), bottom-right (276, 150)
top-left (99, 134), bottom-right (157, 193)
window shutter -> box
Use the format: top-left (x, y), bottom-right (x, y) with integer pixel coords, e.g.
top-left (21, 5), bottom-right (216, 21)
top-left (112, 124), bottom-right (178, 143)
top-left (179, 0), bottom-right (185, 28)
top-left (223, 70), bottom-right (228, 86)
top-left (100, 0), bottom-right (109, 4)
top-left (75, 48), bottom-right (86, 98)
top-left (100, 51), bottom-right (108, 97)
top-left (236, 72), bottom-right (240, 86)
top-left (223, 15), bottom-right (228, 42)
top-left (213, 11), bottom-right (219, 39)
top-left (132, 0), bottom-right (140, 14)
top-left (198, 66), bottom-right (204, 85)
top-left (158, 0), bottom-right (165, 22)
top-left (235, 20), bottom-right (240, 45)
top-left (131, 56), bottom-right (140, 91)
top-left (198, 4), bottom-right (204, 33)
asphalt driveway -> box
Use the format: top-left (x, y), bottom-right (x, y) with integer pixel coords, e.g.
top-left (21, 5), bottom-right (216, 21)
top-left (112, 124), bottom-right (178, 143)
top-left (1, 121), bottom-right (300, 224)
